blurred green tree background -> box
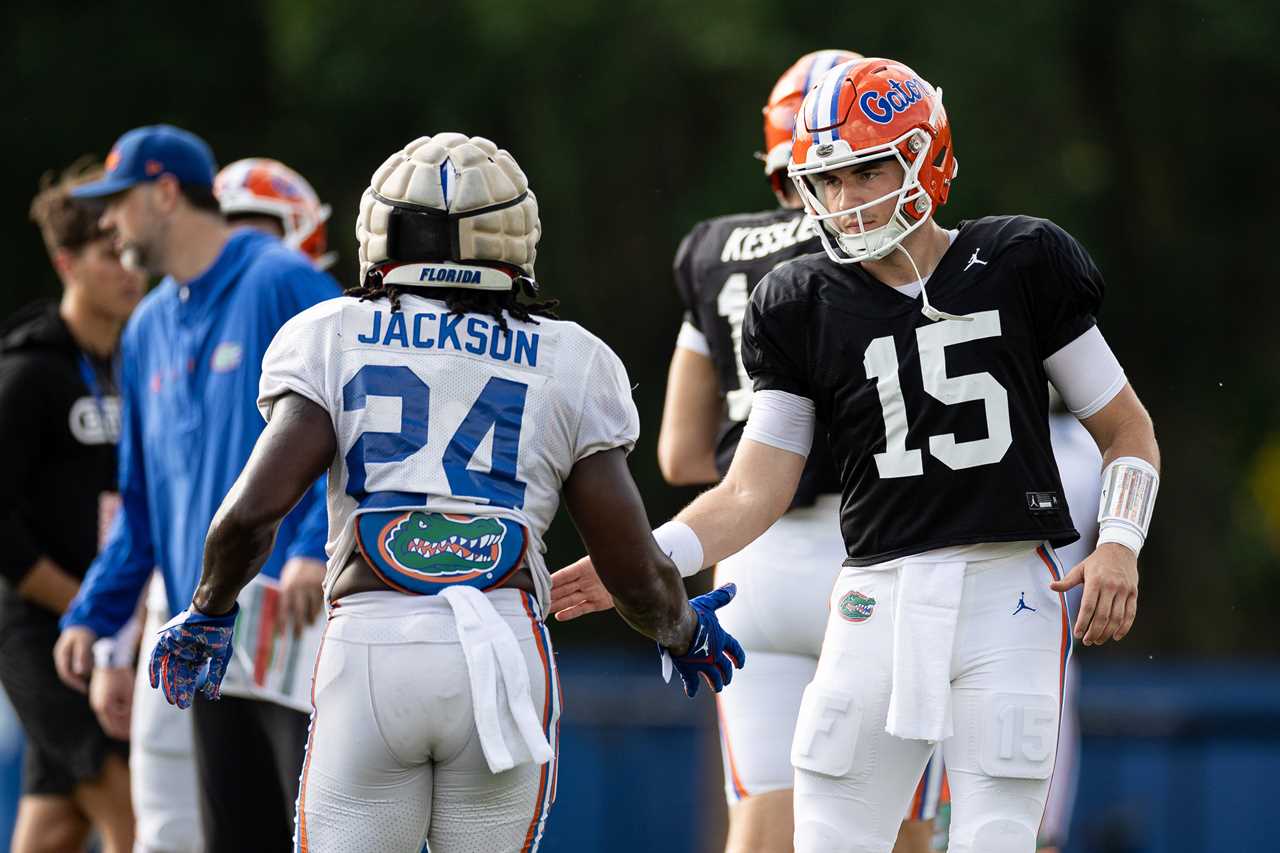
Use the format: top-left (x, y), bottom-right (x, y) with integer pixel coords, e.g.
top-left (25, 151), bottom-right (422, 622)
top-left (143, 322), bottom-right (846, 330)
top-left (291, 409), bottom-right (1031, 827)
top-left (3, 0), bottom-right (1277, 654)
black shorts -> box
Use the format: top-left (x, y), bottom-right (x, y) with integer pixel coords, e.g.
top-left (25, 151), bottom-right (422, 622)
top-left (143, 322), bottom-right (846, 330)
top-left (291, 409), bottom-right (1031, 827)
top-left (0, 600), bottom-right (128, 797)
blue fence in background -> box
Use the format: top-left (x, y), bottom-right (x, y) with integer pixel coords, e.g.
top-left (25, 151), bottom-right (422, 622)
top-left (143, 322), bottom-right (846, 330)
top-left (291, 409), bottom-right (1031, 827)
top-left (0, 656), bottom-right (1276, 852)
top-left (1065, 661), bottom-right (1280, 853)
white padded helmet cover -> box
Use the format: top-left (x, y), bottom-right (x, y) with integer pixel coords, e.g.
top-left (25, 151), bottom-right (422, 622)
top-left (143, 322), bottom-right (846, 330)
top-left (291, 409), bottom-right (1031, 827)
top-left (357, 133), bottom-right (540, 283)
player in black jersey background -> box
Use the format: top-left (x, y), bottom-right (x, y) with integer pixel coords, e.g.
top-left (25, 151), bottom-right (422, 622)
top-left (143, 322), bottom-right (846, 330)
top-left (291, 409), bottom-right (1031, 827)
top-left (552, 55), bottom-right (1160, 853)
top-left (651, 50), bottom-right (941, 853)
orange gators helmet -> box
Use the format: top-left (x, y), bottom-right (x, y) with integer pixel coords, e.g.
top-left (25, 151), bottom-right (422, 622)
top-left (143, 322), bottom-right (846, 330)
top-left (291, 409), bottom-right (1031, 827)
top-left (214, 158), bottom-right (335, 269)
top-left (761, 50), bottom-right (863, 195)
top-left (789, 58), bottom-right (958, 264)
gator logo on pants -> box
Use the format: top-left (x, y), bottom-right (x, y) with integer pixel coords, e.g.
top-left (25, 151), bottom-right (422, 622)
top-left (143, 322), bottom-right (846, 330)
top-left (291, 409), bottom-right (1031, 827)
top-left (355, 509), bottom-right (528, 596)
top-left (384, 513), bottom-right (506, 576)
top-left (839, 590), bottom-right (876, 623)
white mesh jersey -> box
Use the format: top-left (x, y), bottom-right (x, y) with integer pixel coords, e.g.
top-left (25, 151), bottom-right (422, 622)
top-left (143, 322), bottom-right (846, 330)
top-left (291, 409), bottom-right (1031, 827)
top-left (258, 292), bottom-right (639, 609)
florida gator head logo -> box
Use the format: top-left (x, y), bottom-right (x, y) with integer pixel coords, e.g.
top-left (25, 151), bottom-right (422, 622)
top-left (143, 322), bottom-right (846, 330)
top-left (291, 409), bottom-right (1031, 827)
top-left (839, 590), bottom-right (876, 623)
top-left (385, 513), bottom-right (505, 575)
top-left (355, 509), bottom-right (527, 596)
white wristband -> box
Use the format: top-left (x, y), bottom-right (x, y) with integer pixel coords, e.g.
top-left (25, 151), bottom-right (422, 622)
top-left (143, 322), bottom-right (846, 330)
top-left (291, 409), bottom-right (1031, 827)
top-left (1097, 456), bottom-right (1159, 556)
top-left (1097, 522), bottom-right (1144, 556)
top-left (653, 520), bottom-right (705, 579)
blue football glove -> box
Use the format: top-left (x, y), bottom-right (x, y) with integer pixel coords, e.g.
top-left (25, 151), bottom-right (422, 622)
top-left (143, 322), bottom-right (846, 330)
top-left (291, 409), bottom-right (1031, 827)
top-left (659, 583), bottom-right (746, 698)
top-left (149, 603), bottom-right (239, 709)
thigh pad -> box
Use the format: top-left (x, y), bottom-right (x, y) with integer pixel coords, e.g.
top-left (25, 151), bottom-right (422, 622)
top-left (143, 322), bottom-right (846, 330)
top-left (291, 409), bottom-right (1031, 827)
top-left (790, 684), bottom-right (861, 778)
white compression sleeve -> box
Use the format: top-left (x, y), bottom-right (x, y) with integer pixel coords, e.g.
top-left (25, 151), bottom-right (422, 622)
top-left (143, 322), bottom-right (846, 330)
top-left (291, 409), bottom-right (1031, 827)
top-left (1043, 326), bottom-right (1126, 419)
top-left (741, 389), bottom-right (816, 458)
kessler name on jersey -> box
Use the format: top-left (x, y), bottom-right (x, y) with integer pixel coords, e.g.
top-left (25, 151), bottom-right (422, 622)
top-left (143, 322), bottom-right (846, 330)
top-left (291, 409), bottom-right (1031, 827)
top-left (674, 207), bottom-right (839, 505)
top-left (720, 215), bottom-right (817, 263)
top-left (345, 306), bottom-right (540, 367)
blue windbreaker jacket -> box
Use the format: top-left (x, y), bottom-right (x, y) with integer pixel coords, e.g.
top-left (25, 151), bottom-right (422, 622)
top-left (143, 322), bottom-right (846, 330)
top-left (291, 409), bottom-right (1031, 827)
top-left (63, 229), bottom-right (340, 635)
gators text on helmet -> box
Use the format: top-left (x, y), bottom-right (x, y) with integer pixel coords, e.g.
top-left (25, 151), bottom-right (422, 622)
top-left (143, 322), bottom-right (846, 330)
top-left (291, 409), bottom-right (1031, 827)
top-left (789, 57), bottom-right (958, 264)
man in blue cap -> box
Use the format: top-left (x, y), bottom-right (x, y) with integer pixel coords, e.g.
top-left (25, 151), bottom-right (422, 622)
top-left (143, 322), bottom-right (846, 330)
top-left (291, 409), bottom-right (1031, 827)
top-left (52, 124), bottom-right (339, 851)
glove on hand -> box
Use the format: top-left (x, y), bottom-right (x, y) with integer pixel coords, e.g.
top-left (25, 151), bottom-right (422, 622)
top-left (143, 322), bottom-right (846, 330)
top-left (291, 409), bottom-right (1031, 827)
top-left (660, 584), bottom-right (746, 698)
top-left (149, 604), bottom-right (239, 709)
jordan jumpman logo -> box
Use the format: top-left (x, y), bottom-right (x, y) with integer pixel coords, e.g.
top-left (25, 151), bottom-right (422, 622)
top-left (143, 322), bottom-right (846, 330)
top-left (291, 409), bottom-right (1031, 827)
top-left (1012, 592), bottom-right (1037, 616)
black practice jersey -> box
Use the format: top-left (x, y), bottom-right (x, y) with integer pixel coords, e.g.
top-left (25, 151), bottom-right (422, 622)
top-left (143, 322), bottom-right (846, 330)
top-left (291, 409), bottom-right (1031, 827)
top-left (673, 207), bottom-right (840, 505)
top-left (742, 216), bottom-right (1102, 565)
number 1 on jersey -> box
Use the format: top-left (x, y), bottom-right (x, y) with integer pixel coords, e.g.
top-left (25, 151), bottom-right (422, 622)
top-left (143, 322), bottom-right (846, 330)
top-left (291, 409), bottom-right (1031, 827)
top-left (717, 272), bottom-right (753, 422)
top-left (863, 336), bottom-right (924, 477)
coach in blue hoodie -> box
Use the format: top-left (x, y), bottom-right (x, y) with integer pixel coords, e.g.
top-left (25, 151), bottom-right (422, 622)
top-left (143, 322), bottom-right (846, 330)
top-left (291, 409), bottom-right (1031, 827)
top-left (54, 125), bottom-right (338, 851)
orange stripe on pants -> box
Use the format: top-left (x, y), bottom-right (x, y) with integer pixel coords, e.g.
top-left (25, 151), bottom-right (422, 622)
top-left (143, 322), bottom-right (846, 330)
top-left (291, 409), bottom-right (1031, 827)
top-left (715, 695), bottom-right (750, 801)
top-left (294, 616), bottom-right (333, 853)
top-left (520, 594), bottom-right (554, 853)
top-left (1036, 547), bottom-right (1071, 705)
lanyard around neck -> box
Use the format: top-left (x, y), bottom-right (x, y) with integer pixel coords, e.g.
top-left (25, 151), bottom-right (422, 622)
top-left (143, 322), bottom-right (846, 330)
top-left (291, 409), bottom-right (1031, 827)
top-left (77, 351), bottom-right (119, 442)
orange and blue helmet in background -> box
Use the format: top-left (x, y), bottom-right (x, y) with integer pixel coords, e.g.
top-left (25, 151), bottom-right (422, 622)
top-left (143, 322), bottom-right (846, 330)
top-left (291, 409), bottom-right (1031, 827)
top-left (789, 57), bottom-right (958, 263)
top-left (214, 158), bottom-right (335, 269)
top-left (760, 49), bottom-right (863, 196)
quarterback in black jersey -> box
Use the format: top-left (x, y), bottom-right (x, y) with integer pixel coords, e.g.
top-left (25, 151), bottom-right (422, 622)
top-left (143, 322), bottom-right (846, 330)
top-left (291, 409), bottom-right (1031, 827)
top-left (653, 50), bottom-right (941, 853)
top-left (553, 56), bottom-right (1160, 853)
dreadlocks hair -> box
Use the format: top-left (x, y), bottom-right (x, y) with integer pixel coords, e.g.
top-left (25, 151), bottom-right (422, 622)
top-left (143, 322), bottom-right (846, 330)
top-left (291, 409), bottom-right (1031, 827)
top-left (346, 269), bottom-right (559, 332)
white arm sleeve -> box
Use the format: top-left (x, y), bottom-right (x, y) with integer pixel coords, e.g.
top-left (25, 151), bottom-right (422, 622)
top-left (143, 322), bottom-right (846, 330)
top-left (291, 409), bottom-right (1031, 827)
top-left (675, 320), bottom-right (711, 356)
top-left (741, 389), bottom-right (815, 458)
top-left (1043, 325), bottom-right (1126, 419)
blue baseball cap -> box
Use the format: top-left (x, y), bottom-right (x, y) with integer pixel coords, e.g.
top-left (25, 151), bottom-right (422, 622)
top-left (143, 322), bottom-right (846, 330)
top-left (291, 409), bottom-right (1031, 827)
top-left (71, 124), bottom-right (217, 199)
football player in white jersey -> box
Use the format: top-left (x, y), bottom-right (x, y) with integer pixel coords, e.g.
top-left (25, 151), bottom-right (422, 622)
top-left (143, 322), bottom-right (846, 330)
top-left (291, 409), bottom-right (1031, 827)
top-left (638, 50), bottom-right (942, 853)
top-left (143, 134), bottom-right (745, 853)
top-left (551, 57), bottom-right (1161, 853)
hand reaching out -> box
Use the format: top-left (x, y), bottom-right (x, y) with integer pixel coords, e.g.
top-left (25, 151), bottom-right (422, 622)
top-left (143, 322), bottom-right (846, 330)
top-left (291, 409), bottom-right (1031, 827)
top-left (549, 555), bottom-right (614, 621)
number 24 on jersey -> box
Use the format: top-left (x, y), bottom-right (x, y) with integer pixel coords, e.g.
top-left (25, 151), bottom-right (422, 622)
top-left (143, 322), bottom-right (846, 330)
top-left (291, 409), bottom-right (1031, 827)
top-left (342, 365), bottom-right (529, 508)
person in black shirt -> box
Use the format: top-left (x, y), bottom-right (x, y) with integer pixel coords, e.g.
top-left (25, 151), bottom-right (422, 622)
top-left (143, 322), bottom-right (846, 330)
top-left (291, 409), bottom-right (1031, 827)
top-left (552, 56), bottom-right (1161, 853)
top-left (653, 50), bottom-right (940, 853)
top-left (0, 163), bottom-right (144, 853)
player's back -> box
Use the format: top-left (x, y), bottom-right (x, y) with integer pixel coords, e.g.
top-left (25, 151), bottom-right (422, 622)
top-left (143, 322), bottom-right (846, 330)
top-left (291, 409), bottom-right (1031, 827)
top-left (260, 291), bottom-right (639, 607)
top-left (674, 208), bottom-right (839, 503)
top-left (675, 207), bottom-right (816, 425)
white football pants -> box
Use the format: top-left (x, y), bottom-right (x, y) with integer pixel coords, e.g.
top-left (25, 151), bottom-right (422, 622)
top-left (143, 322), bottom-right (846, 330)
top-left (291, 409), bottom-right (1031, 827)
top-left (792, 542), bottom-right (1070, 853)
top-left (714, 495), bottom-right (944, 819)
top-left (132, 579), bottom-right (203, 853)
top-left (295, 588), bottom-right (559, 853)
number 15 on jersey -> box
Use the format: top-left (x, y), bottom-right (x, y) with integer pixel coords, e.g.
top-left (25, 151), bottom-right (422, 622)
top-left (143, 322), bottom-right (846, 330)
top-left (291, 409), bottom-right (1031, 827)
top-left (863, 310), bottom-right (1013, 479)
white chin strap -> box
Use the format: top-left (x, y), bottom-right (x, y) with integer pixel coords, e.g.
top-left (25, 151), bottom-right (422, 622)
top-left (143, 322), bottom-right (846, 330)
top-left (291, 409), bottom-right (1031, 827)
top-left (893, 241), bottom-right (972, 323)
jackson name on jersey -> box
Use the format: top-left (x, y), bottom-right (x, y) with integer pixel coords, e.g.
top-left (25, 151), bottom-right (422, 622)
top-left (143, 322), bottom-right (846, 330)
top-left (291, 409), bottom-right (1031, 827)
top-left (742, 215), bottom-right (1101, 565)
top-left (257, 293), bottom-right (640, 608)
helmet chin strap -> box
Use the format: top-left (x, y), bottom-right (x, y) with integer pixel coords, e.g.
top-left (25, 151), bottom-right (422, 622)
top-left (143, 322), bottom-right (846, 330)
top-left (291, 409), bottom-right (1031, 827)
top-left (894, 241), bottom-right (971, 323)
